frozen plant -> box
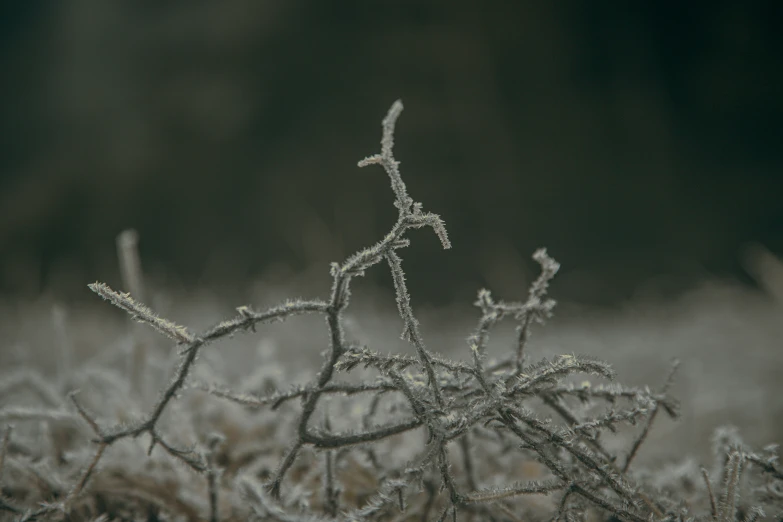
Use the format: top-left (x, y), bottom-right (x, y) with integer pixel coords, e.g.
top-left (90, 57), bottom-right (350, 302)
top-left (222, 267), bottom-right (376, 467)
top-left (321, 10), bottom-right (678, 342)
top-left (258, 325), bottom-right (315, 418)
top-left (0, 101), bottom-right (780, 522)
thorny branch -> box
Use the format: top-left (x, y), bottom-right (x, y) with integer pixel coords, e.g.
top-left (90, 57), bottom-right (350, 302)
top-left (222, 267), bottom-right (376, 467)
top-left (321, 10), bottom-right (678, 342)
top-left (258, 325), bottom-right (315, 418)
top-left (1, 100), bottom-right (778, 522)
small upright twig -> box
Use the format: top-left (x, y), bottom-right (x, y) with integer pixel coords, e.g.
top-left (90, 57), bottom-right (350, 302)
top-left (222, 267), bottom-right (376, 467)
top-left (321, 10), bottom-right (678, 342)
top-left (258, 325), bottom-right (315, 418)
top-left (701, 466), bottom-right (718, 520)
top-left (718, 450), bottom-right (744, 522)
top-left (117, 229), bottom-right (146, 304)
top-left (117, 229), bottom-right (150, 398)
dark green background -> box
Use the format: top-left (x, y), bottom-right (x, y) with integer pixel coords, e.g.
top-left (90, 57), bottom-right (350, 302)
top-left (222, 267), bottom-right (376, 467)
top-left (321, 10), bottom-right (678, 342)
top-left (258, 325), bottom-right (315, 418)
top-left (1, 1), bottom-right (781, 305)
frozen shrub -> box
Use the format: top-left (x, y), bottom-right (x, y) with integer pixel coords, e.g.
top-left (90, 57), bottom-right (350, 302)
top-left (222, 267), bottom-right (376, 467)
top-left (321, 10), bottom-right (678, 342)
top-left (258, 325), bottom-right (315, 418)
top-left (0, 101), bottom-right (780, 522)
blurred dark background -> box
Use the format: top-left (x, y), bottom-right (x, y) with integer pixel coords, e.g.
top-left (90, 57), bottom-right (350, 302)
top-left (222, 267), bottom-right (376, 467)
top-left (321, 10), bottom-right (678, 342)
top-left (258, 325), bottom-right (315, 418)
top-left (1, 1), bottom-right (781, 306)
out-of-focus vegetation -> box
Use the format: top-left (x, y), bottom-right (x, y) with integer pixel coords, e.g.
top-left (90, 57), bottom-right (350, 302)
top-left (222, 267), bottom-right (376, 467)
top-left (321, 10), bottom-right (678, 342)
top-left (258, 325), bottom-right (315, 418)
top-left (1, 2), bottom-right (781, 305)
